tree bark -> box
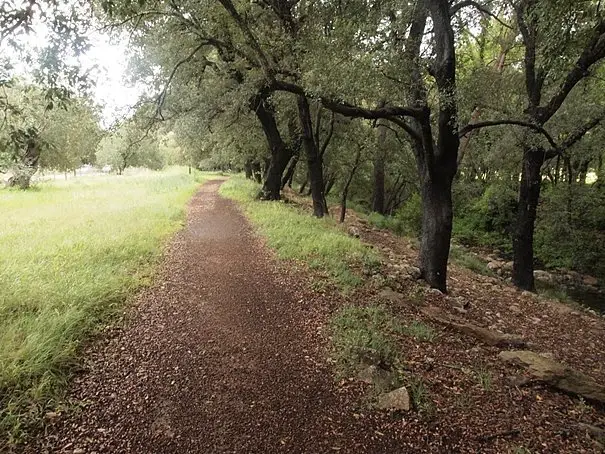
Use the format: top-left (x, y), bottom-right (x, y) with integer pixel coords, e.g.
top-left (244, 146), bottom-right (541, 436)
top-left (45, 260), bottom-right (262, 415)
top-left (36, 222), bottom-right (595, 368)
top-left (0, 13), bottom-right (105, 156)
top-left (252, 161), bottom-right (262, 183)
top-left (297, 95), bottom-right (325, 217)
top-left (244, 160), bottom-right (253, 179)
top-left (299, 175), bottom-right (308, 194)
top-left (281, 153), bottom-right (299, 189)
top-left (512, 147), bottom-right (545, 291)
top-left (419, 166), bottom-right (455, 292)
top-left (372, 118), bottom-right (387, 214)
top-left (340, 150), bottom-right (362, 223)
top-left (250, 91), bottom-right (291, 200)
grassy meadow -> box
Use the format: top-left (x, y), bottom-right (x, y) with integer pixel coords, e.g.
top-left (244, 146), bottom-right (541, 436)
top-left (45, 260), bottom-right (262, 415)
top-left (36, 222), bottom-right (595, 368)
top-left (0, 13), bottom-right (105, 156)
top-left (0, 168), bottom-right (206, 442)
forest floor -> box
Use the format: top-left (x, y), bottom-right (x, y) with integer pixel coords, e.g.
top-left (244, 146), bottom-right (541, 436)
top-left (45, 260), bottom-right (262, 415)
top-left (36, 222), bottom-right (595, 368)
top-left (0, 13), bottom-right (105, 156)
top-left (16, 179), bottom-right (605, 453)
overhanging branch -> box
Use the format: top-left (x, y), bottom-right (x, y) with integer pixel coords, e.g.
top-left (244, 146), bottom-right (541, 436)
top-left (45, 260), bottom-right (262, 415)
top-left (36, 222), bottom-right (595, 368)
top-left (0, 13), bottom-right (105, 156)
top-left (270, 80), bottom-right (425, 120)
top-left (459, 119), bottom-right (558, 149)
top-left (450, 0), bottom-right (513, 30)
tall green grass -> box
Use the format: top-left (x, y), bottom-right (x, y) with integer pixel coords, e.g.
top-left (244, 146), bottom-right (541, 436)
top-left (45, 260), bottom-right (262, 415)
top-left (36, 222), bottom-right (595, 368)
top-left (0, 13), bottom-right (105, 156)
top-left (0, 168), bottom-right (204, 442)
top-left (219, 176), bottom-right (380, 290)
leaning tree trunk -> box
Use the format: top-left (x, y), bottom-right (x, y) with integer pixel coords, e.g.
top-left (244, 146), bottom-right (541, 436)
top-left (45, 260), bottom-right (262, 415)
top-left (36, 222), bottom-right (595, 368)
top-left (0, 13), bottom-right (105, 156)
top-left (340, 149), bottom-right (362, 223)
top-left (372, 119), bottom-right (387, 214)
top-left (250, 91), bottom-right (292, 200)
top-left (244, 160), bottom-right (253, 179)
top-left (419, 172), bottom-right (455, 292)
top-left (512, 148), bottom-right (545, 291)
top-left (281, 153), bottom-right (299, 189)
top-left (297, 95), bottom-right (326, 217)
top-left (252, 162), bottom-right (263, 183)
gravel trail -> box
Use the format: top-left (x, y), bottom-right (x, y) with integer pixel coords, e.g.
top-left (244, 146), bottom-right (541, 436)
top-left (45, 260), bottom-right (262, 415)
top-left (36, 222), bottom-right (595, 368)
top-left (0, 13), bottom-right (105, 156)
top-left (26, 180), bottom-right (405, 454)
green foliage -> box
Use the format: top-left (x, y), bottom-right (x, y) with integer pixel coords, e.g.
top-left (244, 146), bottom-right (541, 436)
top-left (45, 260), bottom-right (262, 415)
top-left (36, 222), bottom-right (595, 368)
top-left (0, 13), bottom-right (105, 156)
top-left (475, 367), bottom-right (493, 392)
top-left (452, 182), bottom-right (517, 252)
top-left (400, 321), bottom-right (438, 343)
top-left (395, 193), bottom-right (423, 236)
top-left (365, 193), bottom-right (422, 238)
top-left (330, 305), bottom-right (401, 375)
top-left (0, 168), bottom-right (202, 442)
top-left (407, 377), bottom-right (435, 416)
top-left (535, 184), bottom-right (605, 277)
top-left (95, 121), bottom-right (165, 174)
top-left (449, 245), bottom-right (495, 277)
top-left (0, 83), bottom-right (102, 187)
top-left (220, 176), bottom-right (379, 290)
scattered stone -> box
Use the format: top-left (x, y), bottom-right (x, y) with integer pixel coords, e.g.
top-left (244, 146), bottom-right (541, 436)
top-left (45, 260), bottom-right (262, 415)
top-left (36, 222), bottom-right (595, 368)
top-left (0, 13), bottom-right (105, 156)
top-left (521, 291), bottom-right (535, 298)
top-left (487, 261), bottom-right (501, 271)
top-left (347, 226), bottom-right (361, 238)
top-left (533, 270), bottom-right (552, 283)
top-left (499, 350), bottom-right (605, 403)
top-left (502, 261), bottom-right (514, 272)
top-left (401, 265), bottom-right (421, 280)
top-left (375, 386), bottom-right (410, 411)
top-left (356, 365), bottom-right (398, 392)
top-left (378, 288), bottom-right (406, 305)
top-left (427, 288), bottom-right (443, 296)
top-left (583, 275), bottom-right (599, 287)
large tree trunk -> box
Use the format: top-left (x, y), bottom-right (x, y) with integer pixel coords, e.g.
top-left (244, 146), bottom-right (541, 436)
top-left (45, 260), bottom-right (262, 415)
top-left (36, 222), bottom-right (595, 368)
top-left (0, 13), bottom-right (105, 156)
top-left (419, 172), bottom-right (454, 292)
top-left (8, 137), bottom-right (41, 189)
top-left (512, 148), bottom-right (544, 291)
top-left (250, 92), bottom-right (291, 200)
top-left (297, 95), bottom-right (326, 217)
top-left (244, 160), bottom-right (253, 179)
top-left (372, 119), bottom-right (387, 214)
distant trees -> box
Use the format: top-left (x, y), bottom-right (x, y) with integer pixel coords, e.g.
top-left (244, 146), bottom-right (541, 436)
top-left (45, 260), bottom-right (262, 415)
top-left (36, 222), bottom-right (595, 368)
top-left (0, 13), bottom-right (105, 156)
top-left (0, 83), bottom-right (102, 187)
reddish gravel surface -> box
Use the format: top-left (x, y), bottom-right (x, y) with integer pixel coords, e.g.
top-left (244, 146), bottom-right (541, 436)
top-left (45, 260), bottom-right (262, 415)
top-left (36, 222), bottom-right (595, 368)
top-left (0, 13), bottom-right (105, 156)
top-left (21, 180), bottom-right (412, 454)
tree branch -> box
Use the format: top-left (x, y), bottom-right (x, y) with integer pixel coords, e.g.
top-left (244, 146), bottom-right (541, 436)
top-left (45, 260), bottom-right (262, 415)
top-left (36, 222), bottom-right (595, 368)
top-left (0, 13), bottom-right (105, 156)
top-left (450, 0), bottom-right (513, 30)
top-left (216, 0), bottom-right (274, 74)
top-left (271, 80), bottom-right (424, 119)
top-left (156, 42), bottom-right (207, 119)
top-left (537, 19), bottom-right (605, 124)
top-left (320, 111), bottom-right (335, 158)
top-left (459, 119), bottom-right (558, 149)
top-left (544, 112), bottom-right (605, 159)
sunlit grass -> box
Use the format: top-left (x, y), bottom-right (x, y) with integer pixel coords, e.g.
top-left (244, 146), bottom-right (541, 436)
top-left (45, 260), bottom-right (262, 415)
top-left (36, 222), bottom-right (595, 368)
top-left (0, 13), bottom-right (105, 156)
top-left (0, 167), bottom-right (206, 443)
top-left (219, 176), bottom-right (380, 290)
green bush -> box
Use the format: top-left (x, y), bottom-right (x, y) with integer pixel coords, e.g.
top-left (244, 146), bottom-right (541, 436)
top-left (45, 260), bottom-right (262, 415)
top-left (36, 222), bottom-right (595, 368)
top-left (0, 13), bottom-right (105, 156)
top-left (453, 182), bottom-right (517, 252)
top-left (330, 305), bottom-right (401, 375)
top-left (394, 193), bottom-right (423, 236)
top-left (365, 193), bottom-right (422, 238)
top-left (535, 184), bottom-right (605, 277)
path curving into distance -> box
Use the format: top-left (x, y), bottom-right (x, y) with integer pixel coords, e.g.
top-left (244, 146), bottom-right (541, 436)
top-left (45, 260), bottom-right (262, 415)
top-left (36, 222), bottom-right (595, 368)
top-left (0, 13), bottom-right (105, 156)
top-left (25, 180), bottom-right (408, 454)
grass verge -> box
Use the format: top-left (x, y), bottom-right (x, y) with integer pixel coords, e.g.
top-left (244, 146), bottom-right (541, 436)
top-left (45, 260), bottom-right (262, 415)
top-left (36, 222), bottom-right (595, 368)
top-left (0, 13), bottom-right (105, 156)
top-left (219, 176), bottom-right (380, 290)
top-left (0, 167), bottom-right (206, 444)
top-left (330, 305), bottom-right (402, 376)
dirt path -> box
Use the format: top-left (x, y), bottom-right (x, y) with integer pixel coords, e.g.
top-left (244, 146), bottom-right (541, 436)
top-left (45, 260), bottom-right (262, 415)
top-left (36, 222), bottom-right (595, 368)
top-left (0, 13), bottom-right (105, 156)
top-left (26, 181), bottom-right (407, 454)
